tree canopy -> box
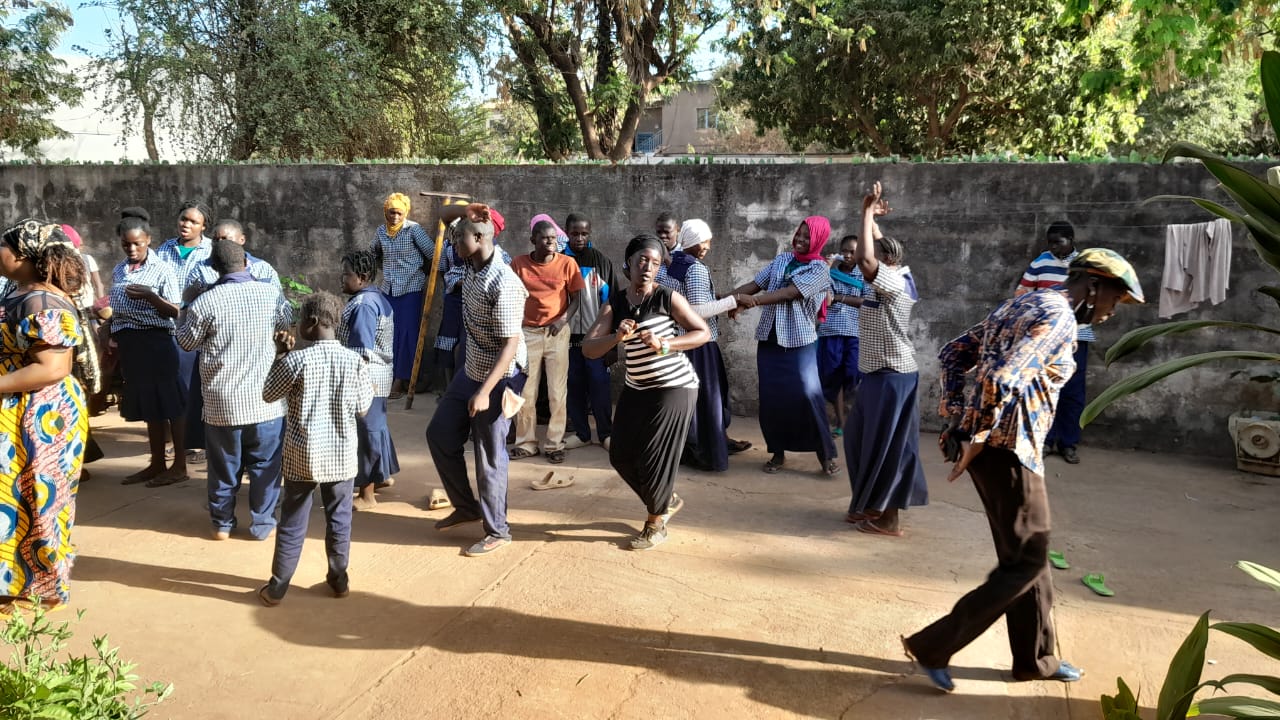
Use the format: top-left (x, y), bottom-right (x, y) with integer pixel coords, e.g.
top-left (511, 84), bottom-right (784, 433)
top-left (0, 4), bottom-right (82, 158)
top-left (723, 0), bottom-right (1143, 157)
top-left (83, 0), bottom-right (488, 161)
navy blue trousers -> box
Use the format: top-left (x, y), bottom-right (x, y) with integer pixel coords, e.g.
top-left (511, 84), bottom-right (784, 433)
top-left (1047, 342), bottom-right (1089, 450)
top-left (265, 478), bottom-right (354, 600)
top-left (179, 347), bottom-right (206, 450)
top-left (427, 370), bottom-right (527, 540)
top-left (567, 344), bottom-right (613, 442)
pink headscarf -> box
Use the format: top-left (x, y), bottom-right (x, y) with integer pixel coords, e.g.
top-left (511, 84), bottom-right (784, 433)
top-left (795, 216), bottom-right (830, 263)
top-left (794, 215), bottom-right (831, 322)
top-left (60, 224), bottom-right (82, 249)
top-left (530, 213), bottom-right (569, 247)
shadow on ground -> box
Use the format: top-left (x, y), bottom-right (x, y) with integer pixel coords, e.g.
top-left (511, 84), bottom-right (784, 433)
top-left (74, 554), bottom-right (1117, 719)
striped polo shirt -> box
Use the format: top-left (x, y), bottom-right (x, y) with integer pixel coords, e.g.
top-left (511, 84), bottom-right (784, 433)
top-left (1018, 250), bottom-right (1094, 342)
top-left (609, 285), bottom-right (698, 391)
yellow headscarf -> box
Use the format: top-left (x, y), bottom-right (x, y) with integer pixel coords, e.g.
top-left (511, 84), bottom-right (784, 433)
top-left (383, 193), bottom-right (411, 237)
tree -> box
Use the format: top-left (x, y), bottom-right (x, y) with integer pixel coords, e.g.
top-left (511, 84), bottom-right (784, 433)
top-left (83, 0), bottom-right (486, 161)
top-left (326, 0), bottom-right (492, 158)
top-left (1125, 58), bottom-right (1278, 157)
top-left (0, 4), bottom-right (82, 158)
top-left (498, 0), bottom-right (722, 161)
top-left (1065, 0), bottom-right (1279, 91)
top-left (724, 0), bottom-right (1138, 157)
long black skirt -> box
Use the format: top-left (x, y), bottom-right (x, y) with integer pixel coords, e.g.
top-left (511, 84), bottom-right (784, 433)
top-left (609, 385), bottom-right (696, 516)
top-left (683, 341), bottom-right (730, 471)
top-left (114, 328), bottom-right (185, 423)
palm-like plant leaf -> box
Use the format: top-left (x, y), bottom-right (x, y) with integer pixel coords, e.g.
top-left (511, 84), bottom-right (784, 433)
top-left (1237, 561), bottom-right (1280, 593)
top-left (1212, 622), bottom-right (1280, 663)
top-left (1082, 351), bottom-right (1280, 427)
top-left (1262, 50), bottom-right (1280, 146)
top-left (1205, 673), bottom-right (1280, 696)
top-left (1192, 696), bottom-right (1280, 718)
top-left (1104, 321), bottom-right (1280, 365)
top-left (1157, 611), bottom-right (1210, 720)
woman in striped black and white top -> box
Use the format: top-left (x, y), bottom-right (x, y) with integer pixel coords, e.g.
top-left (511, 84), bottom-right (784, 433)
top-left (583, 235), bottom-right (710, 551)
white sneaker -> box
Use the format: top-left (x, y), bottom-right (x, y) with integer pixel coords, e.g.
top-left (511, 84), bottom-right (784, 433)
top-left (602, 437), bottom-right (611, 451)
top-left (563, 436), bottom-right (591, 450)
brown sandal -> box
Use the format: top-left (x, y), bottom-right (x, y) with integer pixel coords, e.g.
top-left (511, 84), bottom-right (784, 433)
top-left (855, 519), bottom-right (904, 538)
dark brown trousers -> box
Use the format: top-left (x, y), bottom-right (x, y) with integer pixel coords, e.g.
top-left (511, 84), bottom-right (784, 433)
top-left (906, 447), bottom-right (1059, 678)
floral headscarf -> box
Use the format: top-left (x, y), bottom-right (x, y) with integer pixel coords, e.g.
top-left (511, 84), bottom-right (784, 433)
top-left (2, 219), bottom-right (72, 259)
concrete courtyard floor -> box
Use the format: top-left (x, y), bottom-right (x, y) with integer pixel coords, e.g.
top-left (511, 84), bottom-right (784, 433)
top-left (64, 400), bottom-right (1280, 720)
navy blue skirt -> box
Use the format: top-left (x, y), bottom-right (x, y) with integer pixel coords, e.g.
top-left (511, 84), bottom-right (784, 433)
top-left (357, 397), bottom-right (400, 487)
top-left (434, 292), bottom-right (463, 353)
top-left (844, 370), bottom-right (928, 513)
top-left (757, 340), bottom-right (836, 462)
top-left (115, 328), bottom-right (185, 423)
top-left (684, 341), bottom-right (730, 471)
top-left (388, 290), bottom-right (424, 380)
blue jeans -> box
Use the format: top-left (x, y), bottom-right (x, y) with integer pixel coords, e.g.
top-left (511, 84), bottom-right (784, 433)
top-left (567, 344), bottom-right (612, 442)
top-left (1047, 342), bottom-right (1089, 450)
top-left (265, 478), bottom-right (353, 600)
top-left (206, 417), bottom-right (284, 539)
top-left (427, 370), bottom-right (526, 539)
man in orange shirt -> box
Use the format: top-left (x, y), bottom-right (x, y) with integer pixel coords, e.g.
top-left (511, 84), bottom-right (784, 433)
top-left (509, 219), bottom-right (585, 464)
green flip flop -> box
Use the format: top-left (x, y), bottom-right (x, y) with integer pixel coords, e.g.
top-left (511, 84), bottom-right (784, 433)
top-left (1048, 550), bottom-right (1070, 570)
top-left (1082, 573), bottom-right (1115, 597)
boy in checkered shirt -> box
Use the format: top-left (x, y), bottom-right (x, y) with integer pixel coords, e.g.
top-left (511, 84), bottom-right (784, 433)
top-left (258, 291), bottom-right (373, 605)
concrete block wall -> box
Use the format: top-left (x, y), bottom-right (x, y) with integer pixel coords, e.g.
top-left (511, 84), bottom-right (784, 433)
top-left (1, 162), bottom-right (1272, 457)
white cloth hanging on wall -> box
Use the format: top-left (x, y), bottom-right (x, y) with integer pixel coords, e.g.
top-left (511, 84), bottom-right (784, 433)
top-left (1159, 218), bottom-right (1233, 318)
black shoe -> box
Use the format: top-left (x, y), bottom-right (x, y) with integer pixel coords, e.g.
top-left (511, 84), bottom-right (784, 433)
top-left (1061, 446), bottom-right (1080, 464)
top-left (435, 510), bottom-right (481, 531)
top-left (327, 576), bottom-right (350, 598)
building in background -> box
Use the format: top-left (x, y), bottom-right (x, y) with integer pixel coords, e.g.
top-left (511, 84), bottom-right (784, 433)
top-left (635, 81), bottom-right (722, 156)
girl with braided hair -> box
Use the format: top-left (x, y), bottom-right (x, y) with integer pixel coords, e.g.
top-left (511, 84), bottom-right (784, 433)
top-left (0, 219), bottom-right (90, 608)
top-left (339, 250), bottom-right (400, 510)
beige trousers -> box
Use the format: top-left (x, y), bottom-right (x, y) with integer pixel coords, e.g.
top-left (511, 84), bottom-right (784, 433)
top-left (514, 326), bottom-right (570, 453)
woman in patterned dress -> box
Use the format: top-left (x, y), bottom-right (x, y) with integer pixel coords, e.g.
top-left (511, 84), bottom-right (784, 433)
top-left (0, 220), bottom-right (89, 609)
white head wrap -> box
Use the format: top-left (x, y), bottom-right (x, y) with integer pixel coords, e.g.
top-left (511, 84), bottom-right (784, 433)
top-left (678, 219), bottom-right (713, 250)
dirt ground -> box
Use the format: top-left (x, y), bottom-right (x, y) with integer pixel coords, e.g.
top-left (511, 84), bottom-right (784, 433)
top-left (59, 400), bottom-right (1280, 720)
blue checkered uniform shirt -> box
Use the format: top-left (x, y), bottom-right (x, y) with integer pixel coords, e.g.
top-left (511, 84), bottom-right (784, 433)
top-left (752, 253), bottom-right (830, 348)
top-left (372, 221), bottom-right (435, 297)
top-left (109, 253), bottom-right (182, 332)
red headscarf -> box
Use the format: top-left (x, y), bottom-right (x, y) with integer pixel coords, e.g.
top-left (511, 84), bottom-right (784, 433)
top-left (466, 203), bottom-right (505, 237)
top-left (795, 216), bottom-right (830, 263)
